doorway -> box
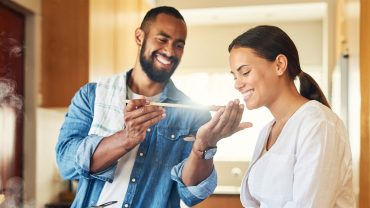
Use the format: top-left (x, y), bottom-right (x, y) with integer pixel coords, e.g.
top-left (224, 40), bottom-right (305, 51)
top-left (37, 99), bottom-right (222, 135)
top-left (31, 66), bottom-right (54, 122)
top-left (0, 1), bottom-right (25, 206)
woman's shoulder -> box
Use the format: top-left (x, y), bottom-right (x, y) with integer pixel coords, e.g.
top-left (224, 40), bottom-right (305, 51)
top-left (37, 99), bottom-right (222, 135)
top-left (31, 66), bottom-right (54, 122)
top-left (294, 100), bottom-right (341, 125)
top-left (292, 100), bottom-right (348, 144)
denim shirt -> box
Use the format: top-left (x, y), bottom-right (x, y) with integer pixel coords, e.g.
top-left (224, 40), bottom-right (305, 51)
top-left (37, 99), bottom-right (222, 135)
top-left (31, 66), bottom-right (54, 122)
top-left (56, 78), bottom-right (216, 208)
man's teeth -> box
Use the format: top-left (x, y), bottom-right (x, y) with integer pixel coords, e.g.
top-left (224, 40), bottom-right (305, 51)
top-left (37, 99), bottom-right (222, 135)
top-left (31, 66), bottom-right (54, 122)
top-left (156, 54), bottom-right (171, 65)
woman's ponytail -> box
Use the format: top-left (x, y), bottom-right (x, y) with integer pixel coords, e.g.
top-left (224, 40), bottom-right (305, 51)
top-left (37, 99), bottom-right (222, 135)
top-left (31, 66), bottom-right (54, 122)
top-left (299, 71), bottom-right (330, 108)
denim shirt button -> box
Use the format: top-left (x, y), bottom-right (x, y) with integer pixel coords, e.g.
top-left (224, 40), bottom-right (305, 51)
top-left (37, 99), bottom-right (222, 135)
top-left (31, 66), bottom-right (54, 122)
top-left (171, 134), bottom-right (175, 139)
top-left (124, 203), bottom-right (129, 207)
top-left (131, 178), bottom-right (136, 183)
top-left (147, 128), bottom-right (151, 132)
top-left (139, 152), bottom-right (144, 157)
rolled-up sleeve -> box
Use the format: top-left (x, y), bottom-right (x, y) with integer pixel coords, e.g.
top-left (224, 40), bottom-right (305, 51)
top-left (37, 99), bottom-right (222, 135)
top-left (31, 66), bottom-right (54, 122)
top-left (55, 83), bottom-right (116, 182)
top-left (170, 159), bottom-right (217, 206)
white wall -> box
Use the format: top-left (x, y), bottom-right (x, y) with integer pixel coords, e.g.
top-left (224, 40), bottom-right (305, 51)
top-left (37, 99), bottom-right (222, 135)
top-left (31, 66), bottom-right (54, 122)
top-left (36, 108), bottom-right (67, 207)
top-left (157, 0), bottom-right (332, 9)
top-left (179, 21), bottom-right (323, 73)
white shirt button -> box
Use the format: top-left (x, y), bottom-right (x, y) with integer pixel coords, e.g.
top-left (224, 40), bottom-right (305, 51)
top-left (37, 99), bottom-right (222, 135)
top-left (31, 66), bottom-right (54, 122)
top-left (139, 152), bottom-right (144, 157)
top-left (147, 128), bottom-right (151, 132)
top-left (171, 134), bottom-right (175, 139)
top-left (131, 178), bottom-right (136, 183)
top-left (124, 204), bottom-right (129, 208)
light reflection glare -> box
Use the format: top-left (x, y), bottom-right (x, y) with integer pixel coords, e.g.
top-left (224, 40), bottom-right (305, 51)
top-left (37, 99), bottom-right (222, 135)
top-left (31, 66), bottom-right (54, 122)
top-left (173, 72), bottom-right (273, 161)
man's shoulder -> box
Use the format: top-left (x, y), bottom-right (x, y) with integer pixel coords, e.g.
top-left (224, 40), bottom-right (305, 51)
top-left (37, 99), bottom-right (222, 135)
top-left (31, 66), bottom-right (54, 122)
top-left (79, 82), bottom-right (97, 94)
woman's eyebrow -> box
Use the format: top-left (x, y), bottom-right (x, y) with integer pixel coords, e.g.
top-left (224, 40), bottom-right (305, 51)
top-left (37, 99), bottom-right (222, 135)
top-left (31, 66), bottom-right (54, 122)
top-left (236, 65), bottom-right (250, 72)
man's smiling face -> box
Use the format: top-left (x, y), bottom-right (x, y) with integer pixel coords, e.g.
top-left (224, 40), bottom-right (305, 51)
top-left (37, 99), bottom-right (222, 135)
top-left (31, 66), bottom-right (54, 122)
top-left (139, 13), bottom-right (187, 83)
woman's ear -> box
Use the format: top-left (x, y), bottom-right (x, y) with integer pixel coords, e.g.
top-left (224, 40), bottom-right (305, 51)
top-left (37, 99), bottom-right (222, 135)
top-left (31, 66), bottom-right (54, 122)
top-left (135, 28), bottom-right (145, 46)
top-left (275, 54), bottom-right (288, 76)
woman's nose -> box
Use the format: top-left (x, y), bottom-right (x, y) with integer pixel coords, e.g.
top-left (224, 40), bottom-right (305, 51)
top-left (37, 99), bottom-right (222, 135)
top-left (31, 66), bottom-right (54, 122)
top-left (234, 78), bottom-right (244, 91)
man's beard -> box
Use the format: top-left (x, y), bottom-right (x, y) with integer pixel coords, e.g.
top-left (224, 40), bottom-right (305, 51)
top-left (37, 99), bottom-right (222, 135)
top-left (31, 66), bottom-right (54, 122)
top-left (139, 39), bottom-right (179, 83)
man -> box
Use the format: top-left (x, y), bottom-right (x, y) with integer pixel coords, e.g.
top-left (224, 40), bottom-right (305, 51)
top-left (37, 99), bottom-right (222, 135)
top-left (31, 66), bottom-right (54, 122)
top-left (56, 6), bottom-right (250, 207)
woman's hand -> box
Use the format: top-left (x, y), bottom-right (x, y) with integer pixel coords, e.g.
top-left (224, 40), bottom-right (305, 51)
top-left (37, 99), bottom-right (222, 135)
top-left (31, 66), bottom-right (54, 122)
top-left (194, 99), bottom-right (253, 151)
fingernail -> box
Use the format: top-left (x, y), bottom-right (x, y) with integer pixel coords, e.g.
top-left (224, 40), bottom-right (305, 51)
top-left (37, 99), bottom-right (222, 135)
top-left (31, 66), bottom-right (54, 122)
top-left (162, 113), bottom-right (166, 117)
top-left (240, 104), bottom-right (244, 109)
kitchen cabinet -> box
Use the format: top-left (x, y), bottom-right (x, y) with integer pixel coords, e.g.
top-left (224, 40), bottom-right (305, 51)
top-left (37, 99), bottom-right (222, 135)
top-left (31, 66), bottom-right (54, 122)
top-left (41, 0), bottom-right (150, 107)
top-left (194, 194), bottom-right (243, 208)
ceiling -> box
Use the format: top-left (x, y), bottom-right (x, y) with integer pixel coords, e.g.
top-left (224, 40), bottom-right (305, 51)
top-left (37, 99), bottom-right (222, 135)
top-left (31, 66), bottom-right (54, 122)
top-left (154, 1), bottom-right (327, 25)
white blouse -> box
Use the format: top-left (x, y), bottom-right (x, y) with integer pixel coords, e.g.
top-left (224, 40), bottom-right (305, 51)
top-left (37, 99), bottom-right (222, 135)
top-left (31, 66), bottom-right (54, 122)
top-left (240, 100), bottom-right (355, 208)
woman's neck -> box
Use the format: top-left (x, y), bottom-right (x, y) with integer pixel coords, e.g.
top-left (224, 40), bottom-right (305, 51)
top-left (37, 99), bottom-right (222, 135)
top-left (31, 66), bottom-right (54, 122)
top-left (268, 83), bottom-right (308, 125)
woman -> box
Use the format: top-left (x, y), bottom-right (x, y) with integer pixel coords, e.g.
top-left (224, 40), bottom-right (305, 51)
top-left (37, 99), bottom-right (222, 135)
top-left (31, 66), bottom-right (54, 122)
top-left (228, 25), bottom-right (355, 207)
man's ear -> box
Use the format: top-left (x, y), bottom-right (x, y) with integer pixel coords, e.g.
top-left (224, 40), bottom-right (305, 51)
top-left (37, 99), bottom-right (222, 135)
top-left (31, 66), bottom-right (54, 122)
top-left (135, 28), bottom-right (145, 46)
top-left (275, 54), bottom-right (288, 76)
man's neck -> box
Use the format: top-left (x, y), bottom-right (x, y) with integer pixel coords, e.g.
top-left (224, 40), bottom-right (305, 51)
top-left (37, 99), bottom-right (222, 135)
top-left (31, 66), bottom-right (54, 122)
top-left (128, 67), bottom-right (166, 97)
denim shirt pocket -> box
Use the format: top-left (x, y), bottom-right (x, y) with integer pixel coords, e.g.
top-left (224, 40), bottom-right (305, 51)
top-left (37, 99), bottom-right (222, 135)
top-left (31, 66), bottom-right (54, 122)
top-left (157, 126), bottom-right (193, 142)
top-left (156, 126), bottom-right (194, 168)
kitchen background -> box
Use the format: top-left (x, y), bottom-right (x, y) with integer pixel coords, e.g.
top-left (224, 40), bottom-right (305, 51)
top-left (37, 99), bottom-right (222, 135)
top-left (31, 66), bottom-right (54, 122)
top-left (0, 0), bottom-right (369, 207)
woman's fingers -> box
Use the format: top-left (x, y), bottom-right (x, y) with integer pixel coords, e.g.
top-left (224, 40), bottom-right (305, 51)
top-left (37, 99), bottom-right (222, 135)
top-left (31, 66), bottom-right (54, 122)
top-left (220, 100), bottom-right (241, 132)
top-left (229, 103), bottom-right (245, 133)
top-left (205, 107), bottom-right (225, 130)
top-left (213, 101), bottom-right (234, 131)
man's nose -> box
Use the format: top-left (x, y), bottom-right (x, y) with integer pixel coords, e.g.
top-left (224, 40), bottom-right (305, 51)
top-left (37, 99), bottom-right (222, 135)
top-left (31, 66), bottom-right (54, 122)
top-left (162, 44), bottom-right (175, 57)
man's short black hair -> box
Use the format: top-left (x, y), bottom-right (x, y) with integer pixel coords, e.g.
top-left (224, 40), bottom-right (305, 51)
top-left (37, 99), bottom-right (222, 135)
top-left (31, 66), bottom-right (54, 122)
top-left (140, 6), bottom-right (185, 33)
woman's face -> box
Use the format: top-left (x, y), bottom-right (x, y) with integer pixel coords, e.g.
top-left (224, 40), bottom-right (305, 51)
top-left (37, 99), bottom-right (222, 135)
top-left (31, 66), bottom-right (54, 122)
top-left (229, 47), bottom-right (279, 110)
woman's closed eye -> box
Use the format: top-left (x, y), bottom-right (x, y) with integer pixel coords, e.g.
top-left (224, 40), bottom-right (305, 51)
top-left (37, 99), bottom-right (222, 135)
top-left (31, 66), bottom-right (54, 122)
top-left (241, 70), bottom-right (251, 77)
top-left (243, 71), bottom-right (250, 76)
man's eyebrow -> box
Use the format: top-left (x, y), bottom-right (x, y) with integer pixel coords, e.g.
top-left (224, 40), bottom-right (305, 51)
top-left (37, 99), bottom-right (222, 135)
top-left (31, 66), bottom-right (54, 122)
top-left (158, 31), bottom-right (170, 38)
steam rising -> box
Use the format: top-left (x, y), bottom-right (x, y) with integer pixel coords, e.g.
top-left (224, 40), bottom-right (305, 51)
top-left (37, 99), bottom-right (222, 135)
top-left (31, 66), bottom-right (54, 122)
top-left (0, 78), bottom-right (22, 111)
top-left (0, 32), bottom-right (22, 58)
top-left (0, 32), bottom-right (26, 207)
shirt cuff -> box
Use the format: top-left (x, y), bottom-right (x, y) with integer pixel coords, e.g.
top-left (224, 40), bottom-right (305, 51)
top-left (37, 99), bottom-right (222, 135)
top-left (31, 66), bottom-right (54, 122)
top-left (171, 159), bottom-right (217, 202)
top-left (75, 134), bottom-right (117, 182)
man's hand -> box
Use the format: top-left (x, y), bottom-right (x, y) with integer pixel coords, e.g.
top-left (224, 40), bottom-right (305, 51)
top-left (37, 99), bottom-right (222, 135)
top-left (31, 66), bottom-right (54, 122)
top-left (90, 97), bottom-right (165, 173)
top-left (194, 99), bottom-right (252, 152)
top-left (121, 97), bottom-right (166, 150)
